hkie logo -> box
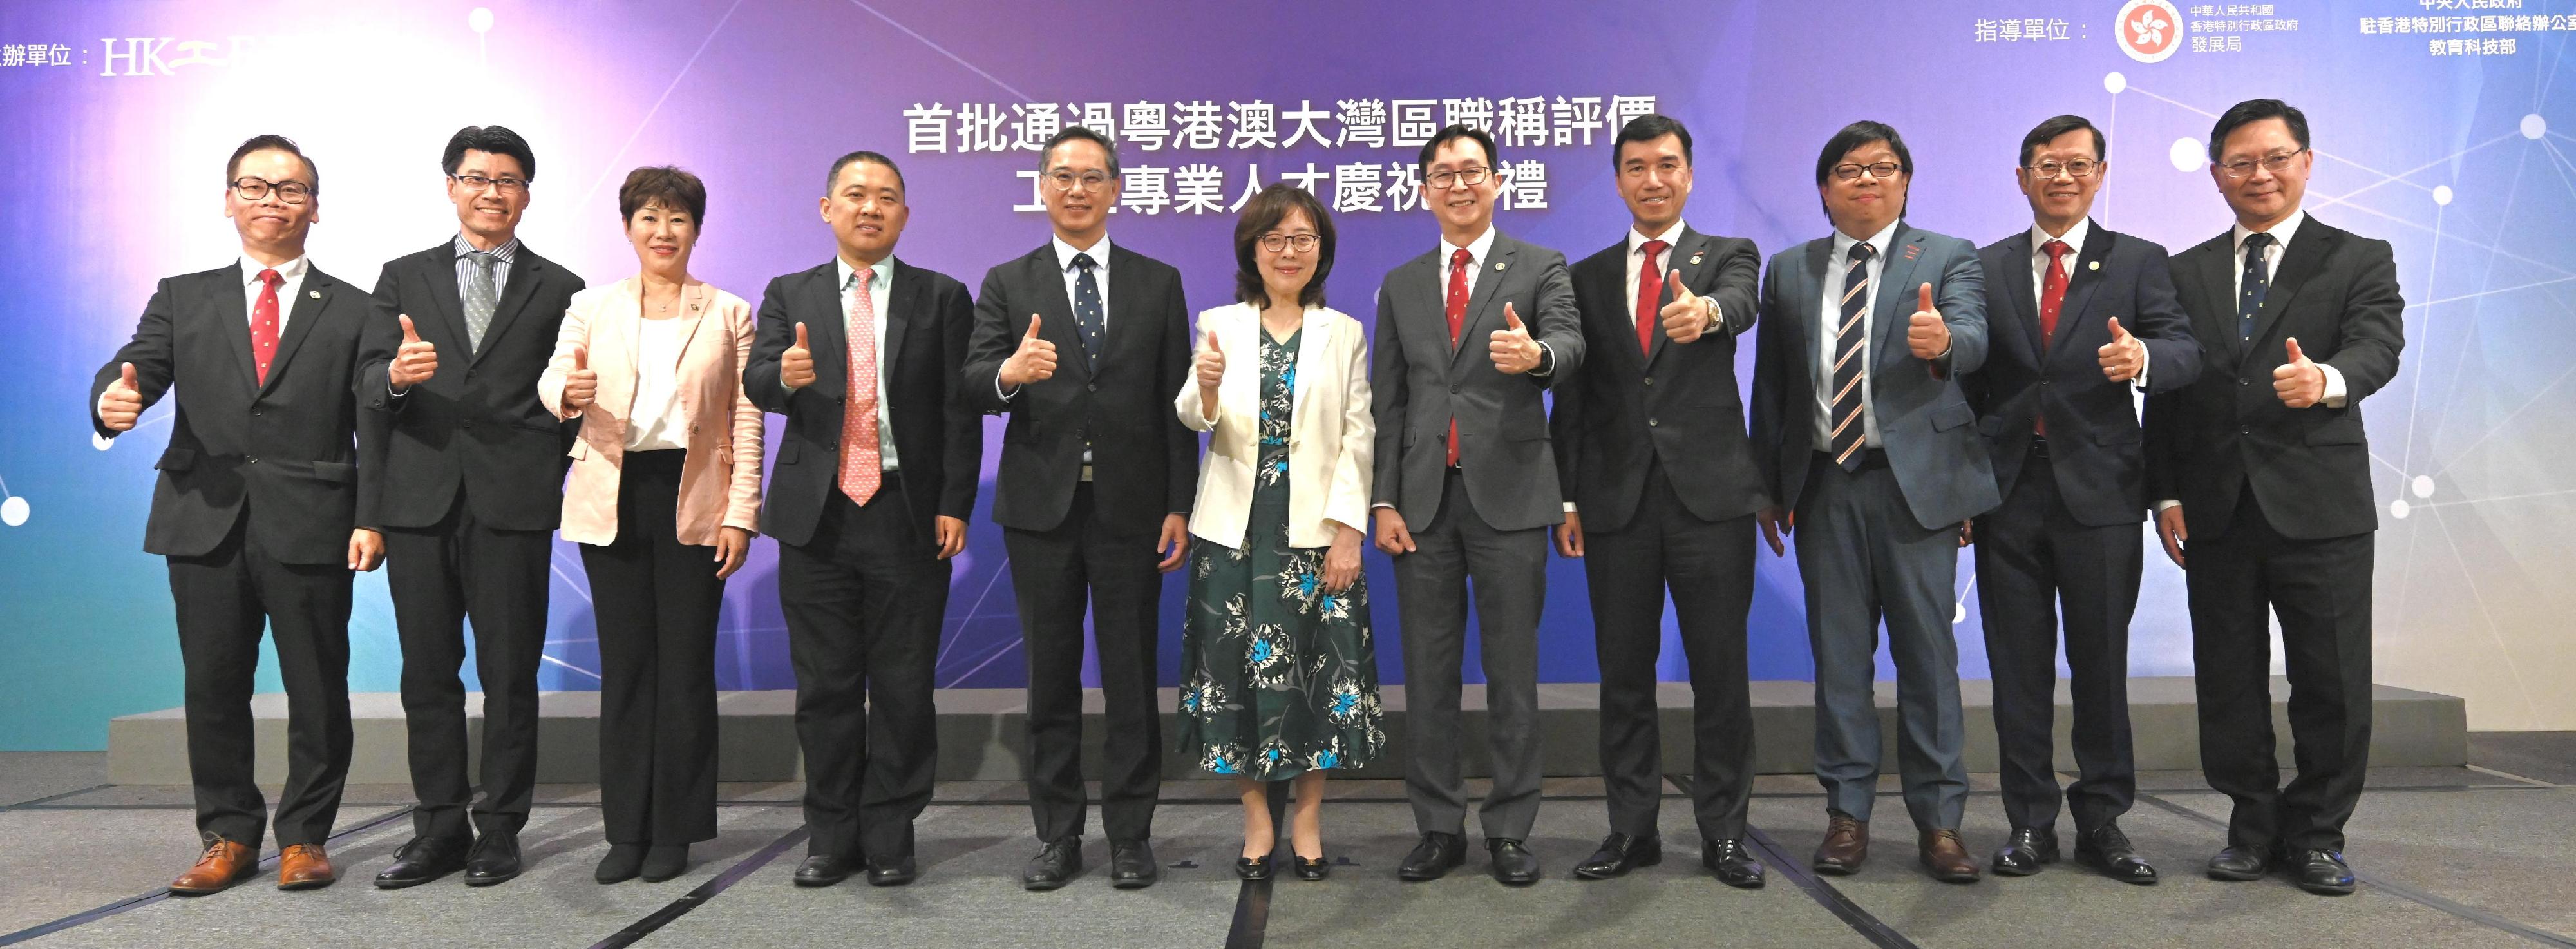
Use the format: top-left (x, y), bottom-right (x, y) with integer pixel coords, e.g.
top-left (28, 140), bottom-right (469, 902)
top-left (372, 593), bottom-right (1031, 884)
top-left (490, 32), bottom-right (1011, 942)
top-left (2114, 0), bottom-right (2184, 64)
top-left (98, 37), bottom-right (263, 77)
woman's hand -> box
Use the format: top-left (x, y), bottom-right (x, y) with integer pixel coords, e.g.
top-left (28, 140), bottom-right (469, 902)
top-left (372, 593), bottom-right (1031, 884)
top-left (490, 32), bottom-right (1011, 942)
top-left (712, 526), bottom-right (752, 579)
top-left (1322, 524), bottom-right (1363, 593)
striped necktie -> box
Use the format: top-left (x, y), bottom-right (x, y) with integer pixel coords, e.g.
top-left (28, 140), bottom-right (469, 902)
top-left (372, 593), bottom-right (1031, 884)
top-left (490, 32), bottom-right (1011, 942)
top-left (1829, 242), bottom-right (1873, 471)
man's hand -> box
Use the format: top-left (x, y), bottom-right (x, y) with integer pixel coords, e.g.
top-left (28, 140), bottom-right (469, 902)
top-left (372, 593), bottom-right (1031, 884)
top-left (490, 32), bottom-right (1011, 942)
top-left (781, 322), bottom-right (817, 390)
top-left (933, 515), bottom-right (967, 560)
top-left (1659, 269), bottom-right (1713, 344)
top-left (1756, 505), bottom-right (1794, 557)
top-left (1156, 513), bottom-right (1190, 573)
top-left (1374, 508), bottom-right (1416, 555)
top-left (2155, 505), bottom-right (2188, 569)
top-left (712, 526), bottom-right (751, 579)
top-left (1554, 511), bottom-right (1585, 557)
top-left (1959, 520), bottom-right (1974, 548)
top-left (1322, 524), bottom-right (1363, 593)
top-left (2098, 318), bottom-right (2146, 383)
top-left (998, 314), bottom-right (1058, 388)
top-left (563, 345), bottom-right (598, 410)
top-left (388, 314), bottom-right (439, 391)
top-left (99, 362), bottom-right (144, 432)
top-left (2274, 337), bottom-right (2325, 408)
top-left (347, 528), bottom-right (385, 571)
top-left (1906, 283), bottom-right (1949, 360)
top-left (1488, 303), bottom-right (1543, 374)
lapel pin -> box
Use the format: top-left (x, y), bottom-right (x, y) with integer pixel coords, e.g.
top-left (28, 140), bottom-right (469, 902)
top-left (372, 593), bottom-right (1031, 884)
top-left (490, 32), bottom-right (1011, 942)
top-left (309, 290), bottom-right (321, 298)
top-left (1494, 261), bottom-right (1508, 272)
top-left (1689, 253), bottom-right (1704, 265)
top-left (2088, 260), bottom-right (2100, 271)
top-left (1903, 245), bottom-right (1921, 261)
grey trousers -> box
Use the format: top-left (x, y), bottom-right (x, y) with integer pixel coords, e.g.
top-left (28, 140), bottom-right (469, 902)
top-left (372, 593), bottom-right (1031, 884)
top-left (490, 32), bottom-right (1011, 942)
top-left (1394, 470), bottom-right (1548, 841)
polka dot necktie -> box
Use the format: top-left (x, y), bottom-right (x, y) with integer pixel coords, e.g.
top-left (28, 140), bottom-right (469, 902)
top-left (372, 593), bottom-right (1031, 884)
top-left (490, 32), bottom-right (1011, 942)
top-left (1071, 253), bottom-right (1104, 365)
top-left (838, 273), bottom-right (882, 506)
top-left (250, 269), bottom-right (282, 384)
top-left (2238, 231), bottom-right (2273, 344)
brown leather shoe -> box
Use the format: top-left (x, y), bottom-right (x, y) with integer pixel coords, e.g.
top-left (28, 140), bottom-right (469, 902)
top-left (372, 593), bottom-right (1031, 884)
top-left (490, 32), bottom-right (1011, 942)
top-left (169, 838), bottom-right (257, 894)
top-left (1812, 811), bottom-right (1868, 874)
top-left (278, 843), bottom-right (337, 890)
top-left (1920, 829), bottom-right (1982, 883)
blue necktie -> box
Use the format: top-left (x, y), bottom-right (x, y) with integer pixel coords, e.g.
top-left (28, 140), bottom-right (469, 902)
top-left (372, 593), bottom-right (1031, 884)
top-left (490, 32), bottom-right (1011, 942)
top-left (1071, 253), bottom-right (1104, 364)
top-left (2237, 232), bottom-right (2273, 345)
top-left (1829, 242), bottom-right (1873, 471)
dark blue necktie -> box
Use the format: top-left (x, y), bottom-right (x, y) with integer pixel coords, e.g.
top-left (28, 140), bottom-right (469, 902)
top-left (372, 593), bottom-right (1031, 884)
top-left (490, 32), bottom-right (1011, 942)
top-left (1072, 253), bottom-right (1104, 364)
top-left (2237, 232), bottom-right (2273, 345)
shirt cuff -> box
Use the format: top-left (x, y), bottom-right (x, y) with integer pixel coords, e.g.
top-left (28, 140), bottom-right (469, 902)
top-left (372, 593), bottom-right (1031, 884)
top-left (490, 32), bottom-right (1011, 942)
top-left (783, 378), bottom-right (801, 396)
top-left (1529, 341), bottom-right (1555, 378)
top-left (2319, 363), bottom-right (2347, 408)
top-left (996, 376), bottom-right (1018, 401)
top-left (2132, 346), bottom-right (2152, 390)
top-left (1371, 503), bottom-right (1394, 511)
top-left (2154, 499), bottom-right (2181, 513)
top-left (1563, 501), bottom-right (1577, 513)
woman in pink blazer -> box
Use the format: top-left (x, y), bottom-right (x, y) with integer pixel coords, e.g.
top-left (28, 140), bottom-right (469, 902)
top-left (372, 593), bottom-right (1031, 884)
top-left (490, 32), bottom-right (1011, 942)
top-left (537, 167), bottom-right (763, 884)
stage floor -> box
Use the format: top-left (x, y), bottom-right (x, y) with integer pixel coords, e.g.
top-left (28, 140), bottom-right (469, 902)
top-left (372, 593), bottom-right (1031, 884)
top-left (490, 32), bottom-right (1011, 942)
top-left (3, 738), bottom-right (2572, 948)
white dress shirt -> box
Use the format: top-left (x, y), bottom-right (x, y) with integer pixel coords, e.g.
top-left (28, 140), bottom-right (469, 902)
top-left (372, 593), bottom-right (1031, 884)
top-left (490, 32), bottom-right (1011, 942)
top-left (625, 313), bottom-right (690, 451)
top-left (2026, 218), bottom-right (2150, 390)
top-left (1814, 220), bottom-right (1900, 448)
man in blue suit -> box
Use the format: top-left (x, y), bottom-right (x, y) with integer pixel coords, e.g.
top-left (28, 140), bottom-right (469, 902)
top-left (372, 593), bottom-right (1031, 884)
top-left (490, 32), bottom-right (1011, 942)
top-left (1750, 120), bottom-right (1998, 883)
top-left (1962, 115), bottom-right (2199, 885)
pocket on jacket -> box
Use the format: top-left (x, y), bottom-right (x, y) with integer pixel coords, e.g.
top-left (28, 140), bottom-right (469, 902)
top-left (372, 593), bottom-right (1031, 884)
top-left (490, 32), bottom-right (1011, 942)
top-left (1930, 400), bottom-right (1976, 432)
top-left (155, 448), bottom-right (197, 472)
top-left (778, 441), bottom-right (802, 465)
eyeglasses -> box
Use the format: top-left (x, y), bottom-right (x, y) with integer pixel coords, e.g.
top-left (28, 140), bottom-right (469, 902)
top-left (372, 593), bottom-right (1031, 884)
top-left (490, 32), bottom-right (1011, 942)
top-left (450, 173), bottom-right (529, 195)
top-left (1044, 169), bottom-right (1115, 192)
top-left (232, 177), bottom-right (313, 204)
top-left (1425, 166), bottom-right (1492, 190)
top-left (1258, 233), bottom-right (1320, 253)
top-left (1832, 162), bottom-right (1903, 181)
top-left (2025, 158), bottom-right (2101, 179)
top-left (2216, 148), bottom-right (2307, 179)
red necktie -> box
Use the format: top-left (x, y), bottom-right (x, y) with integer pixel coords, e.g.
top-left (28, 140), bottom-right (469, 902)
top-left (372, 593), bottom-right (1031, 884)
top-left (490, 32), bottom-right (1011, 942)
top-left (2036, 240), bottom-right (2069, 436)
top-left (838, 274), bottom-right (883, 505)
top-left (1444, 247), bottom-right (1470, 468)
top-left (1634, 240), bottom-right (1667, 357)
top-left (250, 269), bottom-right (283, 385)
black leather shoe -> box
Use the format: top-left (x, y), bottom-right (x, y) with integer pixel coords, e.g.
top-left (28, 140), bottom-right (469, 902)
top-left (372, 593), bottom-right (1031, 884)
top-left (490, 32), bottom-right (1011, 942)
top-left (1991, 826), bottom-right (2061, 877)
top-left (1235, 854), bottom-right (1274, 881)
top-left (1488, 838), bottom-right (1540, 886)
top-left (1573, 833), bottom-right (1661, 880)
top-left (2206, 845), bottom-right (2271, 881)
top-left (462, 832), bottom-right (522, 886)
top-left (1022, 837), bottom-right (1082, 890)
top-left (867, 853), bottom-right (918, 887)
top-left (1293, 854), bottom-right (1329, 881)
top-left (2074, 825), bottom-right (2157, 885)
top-left (2295, 849), bottom-right (2355, 896)
top-left (1702, 838), bottom-right (1766, 889)
top-left (638, 843), bottom-right (688, 883)
top-left (1109, 840), bottom-right (1158, 888)
top-left (792, 854), bottom-right (850, 887)
top-left (595, 843), bottom-right (647, 884)
top-left (1398, 832), bottom-right (1465, 881)
top-left (374, 835), bottom-right (471, 889)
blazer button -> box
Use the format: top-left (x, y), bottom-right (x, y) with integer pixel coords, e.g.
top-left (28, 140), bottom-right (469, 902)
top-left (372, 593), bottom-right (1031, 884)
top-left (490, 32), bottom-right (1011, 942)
top-left (2239, 378), bottom-right (2251, 385)
top-left (1450, 385), bottom-right (1461, 394)
top-left (2239, 425), bottom-right (2251, 434)
top-left (460, 419), bottom-right (475, 429)
top-left (247, 455), bottom-right (259, 464)
top-left (2040, 379), bottom-right (2050, 386)
top-left (1087, 383), bottom-right (1097, 392)
top-left (251, 409), bottom-right (262, 416)
top-left (1647, 418), bottom-right (1660, 427)
top-left (1642, 377), bottom-right (1653, 387)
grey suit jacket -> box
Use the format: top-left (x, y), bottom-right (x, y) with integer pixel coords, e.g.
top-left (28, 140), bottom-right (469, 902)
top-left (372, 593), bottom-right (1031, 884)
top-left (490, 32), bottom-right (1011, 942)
top-left (1369, 231), bottom-right (1583, 532)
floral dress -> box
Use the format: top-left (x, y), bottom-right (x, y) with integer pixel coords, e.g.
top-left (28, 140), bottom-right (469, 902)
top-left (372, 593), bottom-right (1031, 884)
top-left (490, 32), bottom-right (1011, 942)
top-left (1175, 325), bottom-right (1385, 780)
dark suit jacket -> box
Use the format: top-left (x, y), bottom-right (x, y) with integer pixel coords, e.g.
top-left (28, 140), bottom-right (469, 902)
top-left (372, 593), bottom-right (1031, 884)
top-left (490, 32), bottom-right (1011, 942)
top-left (744, 258), bottom-right (981, 549)
top-left (1963, 222), bottom-right (2200, 526)
top-left (2143, 215), bottom-right (2404, 541)
top-left (1748, 222), bottom-right (2000, 530)
top-left (1551, 227), bottom-right (1766, 532)
top-left (91, 263), bottom-right (383, 565)
top-left (1370, 231), bottom-right (1584, 533)
top-left (959, 241), bottom-right (1195, 535)
top-left (357, 240), bottom-right (585, 532)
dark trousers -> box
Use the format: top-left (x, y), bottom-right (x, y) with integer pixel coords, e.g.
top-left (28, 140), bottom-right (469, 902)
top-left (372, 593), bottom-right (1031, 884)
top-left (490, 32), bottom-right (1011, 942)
top-left (1796, 451), bottom-right (1969, 831)
top-left (1584, 461), bottom-right (1756, 842)
top-left (578, 450), bottom-right (722, 846)
top-left (2188, 486), bottom-right (2375, 854)
top-left (1973, 446), bottom-right (2139, 834)
top-left (1003, 481), bottom-right (1163, 844)
top-left (1394, 470), bottom-right (1548, 841)
top-left (383, 488), bottom-right (554, 841)
top-left (781, 481), bottom-right (949, 859)
top-left (166, 514), bottom-right (354, 849)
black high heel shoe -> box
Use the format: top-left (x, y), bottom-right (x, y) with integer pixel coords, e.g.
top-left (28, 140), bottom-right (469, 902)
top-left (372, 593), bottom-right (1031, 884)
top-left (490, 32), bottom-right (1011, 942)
top-left (1293, 853), bottom-right (1329, 881)
top-left (1235, 853), bottom-right (1274, 881)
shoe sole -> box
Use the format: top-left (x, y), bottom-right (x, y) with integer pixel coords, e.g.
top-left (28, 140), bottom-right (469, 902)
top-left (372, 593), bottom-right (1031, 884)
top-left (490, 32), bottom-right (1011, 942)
top-left (794, 875), bottom-right (846, 887)
top-left (1811, 861), bottom-right (1861, 876)
top-left (462, 871), bottom-right (520, 887)
top-left (276, 877), bottom-right (337, 892)
top-left (2075, 852), bottom-right (2159, 885)
top-left (371, 870), bottom-right (459, 890)
top-left (1023, 877), bottom-right (1072, 891)
top-left (1110, 876), bottom-right (1156, 890)
top-left (2299, 879), bottom-right (2356, 896)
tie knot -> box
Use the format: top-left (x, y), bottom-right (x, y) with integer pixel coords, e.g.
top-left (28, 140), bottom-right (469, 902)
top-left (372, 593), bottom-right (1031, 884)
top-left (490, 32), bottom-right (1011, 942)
top-left (2042, 239), bottom-right (2069, 261)
top-left (465, 250), bottom-right (498, 271)
top-left (1640, 239), bottom-right (1668, 261)
top-left (2242, 231), bottom-right (2274, 253)
top-left (257, 268), bottom-right (282, 287)
top-left (1071, 252), bottom-right (1096, 273)
top-left (1847, 242), bottom-right (1875, 263)
top-left (1451, 247), bottom-right (1473, 268)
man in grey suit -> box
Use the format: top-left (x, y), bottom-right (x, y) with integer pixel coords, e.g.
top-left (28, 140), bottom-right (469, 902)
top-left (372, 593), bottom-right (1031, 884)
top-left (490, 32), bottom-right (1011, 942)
top-left (1748, 120), bottom-right (2000, 883)
top-left (1372, 124), bottom-right (1583, 886)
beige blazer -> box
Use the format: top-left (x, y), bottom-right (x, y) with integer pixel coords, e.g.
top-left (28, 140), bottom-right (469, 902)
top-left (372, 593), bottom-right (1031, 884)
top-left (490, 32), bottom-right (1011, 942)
top-left (539, 278), bottom-right (764, 546)
top-left (1175, 303), bottom-right (1373, 550)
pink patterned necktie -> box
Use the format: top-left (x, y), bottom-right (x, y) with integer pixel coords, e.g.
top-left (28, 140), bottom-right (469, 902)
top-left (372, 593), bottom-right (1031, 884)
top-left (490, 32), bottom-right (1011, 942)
top-left (838, 274), bottom-right (882, 505)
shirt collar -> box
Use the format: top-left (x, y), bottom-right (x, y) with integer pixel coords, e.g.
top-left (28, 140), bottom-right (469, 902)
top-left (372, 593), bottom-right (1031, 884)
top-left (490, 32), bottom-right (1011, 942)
top-left (2029, 216), bottom-right (2092, 257)
top-left (2232, 207), bottom-right (2305, 254)
top-left (1052, 233), bottom-right (1112, 273)
top-left (453, 233), bottom-right (520, 263)
top-left (1832, 218), bottom-right (1902, 262)
top-left (240, 254), bottom-right (308, 285)
top-left (1443, 225), bottom-right (1498, 267)
top-left (837, 254), bottom-right (893, 292)
top-left (1629, 220), bottom-right (1688, 256)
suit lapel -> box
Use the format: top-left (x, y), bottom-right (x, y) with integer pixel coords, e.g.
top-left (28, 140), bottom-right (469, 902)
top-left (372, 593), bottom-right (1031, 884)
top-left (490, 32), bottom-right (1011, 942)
top-left (471, 252), bottom-right (543, 365)
top-left (1451, 238), bottom-right (1516, 369)
top-left (1289, 307), bottom-right (1323, 414)
top-left (258, 270), bottom-right (331, 396)
top-left (880, 260), bottom-right (920, 383)
top-left (211, 265), bottom-right (260, 392)
top-left (423, 243), bottom-right (471, 350)
top-left (1102, 246), bottom-right (1139, 373)
top-left (2198, 235), bottom-right (2241, 364)
top-left (1998, 231), bottom-right (2043, 364)
top-left (1644, 230), bottom-right (1709, 369)
top-left (2248, 222), bottom-right (2331, 359)
top-left (803, 264), bottom-right (851, 399)
top-left (1873, 227), bottom-right (1927, 374)
top-left (1034, 246), bottom-right (1086, 381)
top-left (1800, 238), bottom-right (1832, 375)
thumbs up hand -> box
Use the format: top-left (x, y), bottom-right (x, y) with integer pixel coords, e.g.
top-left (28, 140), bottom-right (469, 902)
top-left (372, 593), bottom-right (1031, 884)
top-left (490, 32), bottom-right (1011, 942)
top-left (388, 314), bottom-right (439, 390)
top-left (1906, 282), bottom-right (1950, 360)
top-left (2097, 317), bottom-right (2146, 383)
top-left (100, 361), bottom-right (144, 431)
top-left (563, 345), bottom-right (598, 410)
top-left (1658, 269), bottom-right (1713, 344)
top-left (2273, 336), bottom-right (2325, 407)
top-left (781, 321), bottom-right (817, 390)
top-left (999, 314), bottom-right (1058, 387)
top-left (1488, 302), bottom-right (1542, 374)
top-left (1194, 328), bottom-right (1226, 392)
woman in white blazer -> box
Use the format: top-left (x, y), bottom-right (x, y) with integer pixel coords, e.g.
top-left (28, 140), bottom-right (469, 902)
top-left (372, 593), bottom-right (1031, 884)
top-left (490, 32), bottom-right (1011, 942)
top-left (1172, 184), bottom-right (1383, 882)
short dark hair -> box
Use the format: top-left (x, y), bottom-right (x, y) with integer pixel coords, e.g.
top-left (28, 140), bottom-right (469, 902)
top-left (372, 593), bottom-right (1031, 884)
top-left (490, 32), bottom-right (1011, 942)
top-left (442, 125), bottom-right (538, 181)
top-left (2018, 114), bottom-right (2106, 168)
top-left (2207, 99), bottom-right (2309, 162)
top-left (1418, 124), bottom-right (1499, 175)
top-left (1039, 126), bottom-right (1121, 178)
top-left (1814, 120), bottom-right (1912, 187)
top-left (823, 150), bottom-right (907, 197)
top-left (1610, 114), bottom-right (1692, 171)
top-left (617, 166), bottom-right (707, 224)
top-left (1233, 184), bottom-right (1336, 310)
top-left (226, 133), bottom-right (319, 194)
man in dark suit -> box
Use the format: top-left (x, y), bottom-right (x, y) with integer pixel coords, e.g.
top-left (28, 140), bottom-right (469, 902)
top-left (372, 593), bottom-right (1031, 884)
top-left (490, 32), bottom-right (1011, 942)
top-left (744, 151), bottom-right (978, 888)
top-left (1372, 124), bottom-right (1584, 887)
top-left (1962, 114), bottom-right (2199, 885)
top-left (93, 135), bottom-right (382, 896)
top-left (960, 126), bottom-right (1197, 891)
top-left (1749, 120), bottom-right (1998, 883)
top-left (357, 125), bottom-right (586, 888)
top-left (2144, 99), bottom-right (2404, 896)
top-left (1549, 115), bottom-right (1765, 889)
